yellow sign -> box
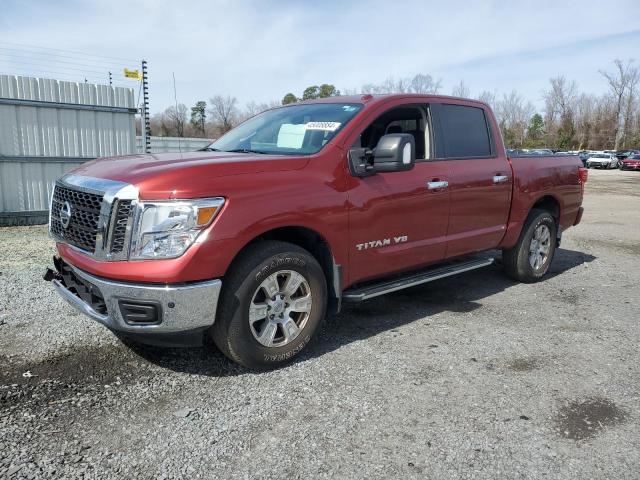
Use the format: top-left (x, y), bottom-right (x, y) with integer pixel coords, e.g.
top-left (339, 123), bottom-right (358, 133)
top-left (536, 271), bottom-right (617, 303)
top-left (124, 68), bottom-right (142, 80)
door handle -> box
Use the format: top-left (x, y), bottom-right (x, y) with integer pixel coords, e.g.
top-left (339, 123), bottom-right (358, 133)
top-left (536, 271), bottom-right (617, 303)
top-left (493, 174), bottom-right (509, 184)
top-left (427, 180), bottom-right (449, 190)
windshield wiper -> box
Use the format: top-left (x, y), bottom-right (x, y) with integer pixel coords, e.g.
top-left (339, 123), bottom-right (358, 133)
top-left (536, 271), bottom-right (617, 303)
top-left (199, 146), bottom-right (222, 151)
top-left (225, 148), bottom-right (269, 155)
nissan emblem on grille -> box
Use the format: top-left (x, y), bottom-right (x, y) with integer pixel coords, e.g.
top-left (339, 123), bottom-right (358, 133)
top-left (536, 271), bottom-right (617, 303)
top-left (50, 183), bottom-right (105, 253)
top-left (60, 201), bottom-right (73, 229)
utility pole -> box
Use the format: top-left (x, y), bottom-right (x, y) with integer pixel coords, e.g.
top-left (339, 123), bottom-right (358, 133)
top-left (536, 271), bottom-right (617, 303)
top-left (141, 60), bottom-right (151, 154)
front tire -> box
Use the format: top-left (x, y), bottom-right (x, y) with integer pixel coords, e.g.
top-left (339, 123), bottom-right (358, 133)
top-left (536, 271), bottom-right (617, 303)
top-left (502, 209), bottom-right (557, 283)
top-left (211, 241), bottom-right (327, 369)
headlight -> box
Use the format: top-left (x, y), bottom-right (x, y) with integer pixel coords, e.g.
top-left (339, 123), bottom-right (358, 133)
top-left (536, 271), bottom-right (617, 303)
top-left (130, 197), bottom-right (224, 259)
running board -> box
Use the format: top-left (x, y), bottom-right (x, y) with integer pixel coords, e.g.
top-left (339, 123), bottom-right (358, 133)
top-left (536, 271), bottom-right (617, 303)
top-left (342, 258), bottom-right (495, 302)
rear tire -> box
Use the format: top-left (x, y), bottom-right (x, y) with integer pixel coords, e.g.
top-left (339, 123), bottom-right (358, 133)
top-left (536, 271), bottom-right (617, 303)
top-left (210, 240), bottom-right (327, 370)
top-left (502, 209), bottom-right (557, 283)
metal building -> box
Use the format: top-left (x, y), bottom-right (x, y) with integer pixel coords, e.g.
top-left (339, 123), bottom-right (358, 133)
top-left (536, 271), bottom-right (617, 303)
top-left (0, 74), bottom-right (136, 225)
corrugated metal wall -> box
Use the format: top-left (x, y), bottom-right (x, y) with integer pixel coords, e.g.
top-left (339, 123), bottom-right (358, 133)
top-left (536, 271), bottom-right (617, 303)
top-left (136, 136), bottom-right (213, 153)
top-left (0, 75), bottom-right (136, 158)
top-left (0, 74), bottom-right (136, 224)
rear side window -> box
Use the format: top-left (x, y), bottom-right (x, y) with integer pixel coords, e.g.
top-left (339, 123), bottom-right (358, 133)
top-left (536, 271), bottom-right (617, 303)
top-left (438, 104), bottom-right (492, 158)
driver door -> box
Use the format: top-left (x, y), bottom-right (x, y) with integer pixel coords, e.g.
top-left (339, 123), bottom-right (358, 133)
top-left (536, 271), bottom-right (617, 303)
top-left (346, 104), bottom-right (451, 285)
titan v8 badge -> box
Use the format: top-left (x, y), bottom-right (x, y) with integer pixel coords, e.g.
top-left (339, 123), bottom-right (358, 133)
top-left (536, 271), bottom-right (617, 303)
top-left (356, 236), bottom-right (407, 251)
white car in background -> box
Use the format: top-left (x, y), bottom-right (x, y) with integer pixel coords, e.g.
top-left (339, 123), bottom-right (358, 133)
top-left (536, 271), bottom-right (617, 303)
top-left (586, 153), bottom-right (619, 169)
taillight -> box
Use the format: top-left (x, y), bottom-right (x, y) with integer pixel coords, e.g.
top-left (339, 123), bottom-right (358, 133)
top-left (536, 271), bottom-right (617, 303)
top-left (578, 167), bottom-right (588, 193)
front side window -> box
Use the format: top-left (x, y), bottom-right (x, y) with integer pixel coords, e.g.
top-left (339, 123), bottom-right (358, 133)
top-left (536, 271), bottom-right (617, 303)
top-left (208, 103), bottom-right (363, 156)
top-left (352, 105), bottom-right (430, 160)
top-left (438, 104), bottom-right (492, 158)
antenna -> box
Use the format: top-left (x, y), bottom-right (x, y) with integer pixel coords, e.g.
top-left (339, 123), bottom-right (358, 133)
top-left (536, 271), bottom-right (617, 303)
top-left (172, 72), bottom-right (182, 153)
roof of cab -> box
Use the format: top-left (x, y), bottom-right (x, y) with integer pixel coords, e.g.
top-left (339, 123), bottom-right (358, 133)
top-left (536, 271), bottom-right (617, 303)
top-left (296, 93), bottom-right (491, 110)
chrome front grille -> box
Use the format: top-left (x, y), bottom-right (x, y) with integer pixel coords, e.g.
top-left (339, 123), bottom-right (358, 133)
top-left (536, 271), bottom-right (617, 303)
top-left (49, 174), bottom-right (138, 260)
top-left (50, 185), bottom-right (103, 252)
top-left (109, 200), bottom-right (133, 254)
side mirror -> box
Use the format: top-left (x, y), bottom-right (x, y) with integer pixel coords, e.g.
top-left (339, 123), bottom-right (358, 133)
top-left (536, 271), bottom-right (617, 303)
top-left (348, 133), bottom-right (416, 177)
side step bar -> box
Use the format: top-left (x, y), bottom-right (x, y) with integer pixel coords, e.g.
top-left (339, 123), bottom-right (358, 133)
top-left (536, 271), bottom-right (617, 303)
top-left (342, 258), bottom-right (495, 302)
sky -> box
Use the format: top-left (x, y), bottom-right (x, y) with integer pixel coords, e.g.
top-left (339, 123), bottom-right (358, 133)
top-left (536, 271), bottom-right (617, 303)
top-left (2, 0), bottom-right (640, 114)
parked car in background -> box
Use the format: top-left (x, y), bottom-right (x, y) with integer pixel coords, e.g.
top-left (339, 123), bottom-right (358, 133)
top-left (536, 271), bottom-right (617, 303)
top-left (615, 149), bottom-right (640, 163)
top-left (578, 151), bottom-right (590, 166)
top-left (619, 154), bottom-right (640, 170)
top-left (529, 148), bottom-right (555, 155)
top-left (586, 153), bottom-right (619, 169)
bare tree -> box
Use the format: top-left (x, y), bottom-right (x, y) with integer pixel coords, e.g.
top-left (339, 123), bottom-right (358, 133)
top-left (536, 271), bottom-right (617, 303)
top-left (495, 90), bottom-right (534, 148)
top-left (243, 100), bottom-right (266, 118)
top-left (451, 80), bottom-right (470, 98)
top-left (379, 77), bottom-right (410, 93)
top-left (410, 73), bottom-right (442, 94)
top-left (622, 83), bottom-right (638, 147)
top-left (164, 103), bottom-right (188, 137)
top-left (543, 76), bottom-right (577, 122)
top-left (573, 94), bottom-right (598, 149)
top-left (209, 95), bottom-right (239, 133)
top-left (601, 59), bottom-right (640, 148)
top-left (240, 100), bottom-right (280, 122)
top-left (590, 94), bottom-right (618, 149)
top-left (361, 73), bottom-right (441, 94)
top-left (543, 76), bottom-right (578, 148)
top-left (476, 90), bottom-right (497, 109)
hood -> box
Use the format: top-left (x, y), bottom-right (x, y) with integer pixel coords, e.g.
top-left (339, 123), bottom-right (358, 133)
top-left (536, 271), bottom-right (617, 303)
top-left (71, 151), bottom-right (310, 199)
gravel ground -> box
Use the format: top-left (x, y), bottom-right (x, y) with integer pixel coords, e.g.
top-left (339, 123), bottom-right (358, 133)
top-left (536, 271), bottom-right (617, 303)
top-left (1, 168), bottom-right (639, 479)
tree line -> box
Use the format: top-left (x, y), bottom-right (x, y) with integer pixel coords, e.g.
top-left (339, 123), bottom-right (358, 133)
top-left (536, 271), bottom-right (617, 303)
top-left (148, 59), bottom-right (640, 150)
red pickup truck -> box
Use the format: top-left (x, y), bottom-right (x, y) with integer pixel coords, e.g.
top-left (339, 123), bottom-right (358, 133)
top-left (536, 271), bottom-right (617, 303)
top-left (45, 94), bottom-right (587, 369)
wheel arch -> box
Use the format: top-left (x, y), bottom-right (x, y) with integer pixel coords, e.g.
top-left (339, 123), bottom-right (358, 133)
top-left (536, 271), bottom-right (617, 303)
top-left (527, 194), bottom-right (562, 245)
top-left (499, 193), bottom-right (563, 250)
top-left (530, 194), bottom-right (561, 223)
top-left (225, 225), bottom-right (342, 312)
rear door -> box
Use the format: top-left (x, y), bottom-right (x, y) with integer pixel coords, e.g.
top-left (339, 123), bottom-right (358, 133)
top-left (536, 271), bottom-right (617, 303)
top-left (431, 103), bottom-right (512, 257)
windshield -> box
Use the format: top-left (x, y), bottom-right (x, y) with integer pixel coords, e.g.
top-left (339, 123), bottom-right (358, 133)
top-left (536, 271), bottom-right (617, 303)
top-left (207, 103), bottom-right (363, 156)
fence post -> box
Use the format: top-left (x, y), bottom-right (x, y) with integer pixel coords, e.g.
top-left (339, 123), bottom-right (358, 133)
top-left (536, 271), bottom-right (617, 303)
top-left (142, 60), bottom-right (151, 154)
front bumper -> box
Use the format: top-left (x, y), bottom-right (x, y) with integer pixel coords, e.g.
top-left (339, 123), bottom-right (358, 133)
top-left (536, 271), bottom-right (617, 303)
top-left (45, 257), bottom-right (222, 344)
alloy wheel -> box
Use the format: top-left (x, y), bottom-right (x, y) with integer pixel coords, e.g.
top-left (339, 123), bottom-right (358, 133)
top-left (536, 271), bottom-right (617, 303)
top-left (248, 270), bottom-right (312, 347)
top-left (529, 224), bottom-right (551, 270)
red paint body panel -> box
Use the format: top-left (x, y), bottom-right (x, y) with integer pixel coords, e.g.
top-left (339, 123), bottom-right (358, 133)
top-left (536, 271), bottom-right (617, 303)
top-left (497, 154), bottom-right (584, 249)
top-left (345, 160), bottom-right (451, 284)
top-left (445, 157), bottom-right (512, 257)
top-left (57, 94), bottom-right (584, 290)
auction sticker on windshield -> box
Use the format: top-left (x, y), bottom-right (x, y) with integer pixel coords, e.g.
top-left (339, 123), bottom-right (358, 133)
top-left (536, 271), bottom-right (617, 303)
top-left (306, 122), bottom-right (341, 131)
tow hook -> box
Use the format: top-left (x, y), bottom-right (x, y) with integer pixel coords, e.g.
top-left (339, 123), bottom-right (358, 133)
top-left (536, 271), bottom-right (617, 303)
top-left (43, 267), bottom-right (62, 282)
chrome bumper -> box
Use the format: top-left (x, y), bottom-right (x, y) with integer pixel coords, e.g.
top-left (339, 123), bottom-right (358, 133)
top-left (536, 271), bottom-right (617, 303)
top-left (51, 263), bottom-right (222, 335)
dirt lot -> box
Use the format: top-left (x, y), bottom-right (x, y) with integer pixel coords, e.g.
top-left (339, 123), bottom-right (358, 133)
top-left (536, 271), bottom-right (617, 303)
top-left (1, 169), bottom-right (639, 479)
